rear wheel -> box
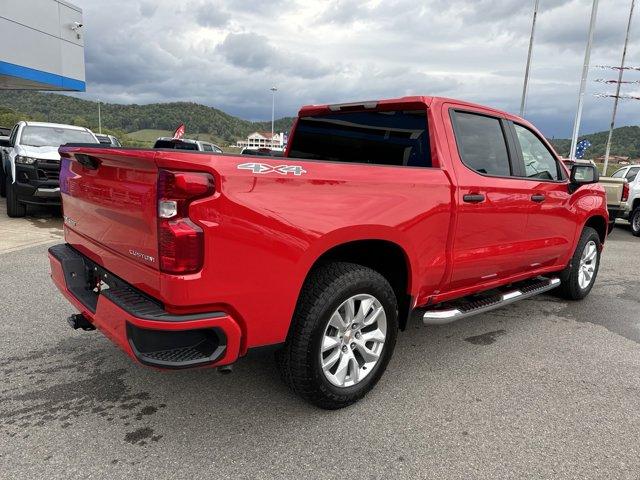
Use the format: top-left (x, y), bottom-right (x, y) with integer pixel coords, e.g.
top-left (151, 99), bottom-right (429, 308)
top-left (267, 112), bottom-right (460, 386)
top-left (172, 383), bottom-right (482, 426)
top-left (557, 227), bottom-right (601, 300)
top-left (276, 262), bottom-right (398, 409)
top-left (630, 208), bottom-right (640, 237)
top-left (5, 173), bottom-right (26, 218)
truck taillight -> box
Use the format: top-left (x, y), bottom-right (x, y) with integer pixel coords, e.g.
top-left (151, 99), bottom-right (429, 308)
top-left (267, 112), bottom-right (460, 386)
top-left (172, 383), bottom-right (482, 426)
top-left (622, 182), bottom-right (629, 202)
top-left (157, 169), bottom-right (214, 274)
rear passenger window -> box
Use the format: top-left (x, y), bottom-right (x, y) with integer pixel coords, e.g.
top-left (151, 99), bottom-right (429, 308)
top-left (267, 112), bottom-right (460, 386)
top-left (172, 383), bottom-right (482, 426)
top-left (453, 112), bottom-right (511, 176)
top-left (626, 167), bottom-right (639, 182)
top-left (514, 124), bottom-right (561, 181)
top-left (288, 110), bottom-right (431, 167)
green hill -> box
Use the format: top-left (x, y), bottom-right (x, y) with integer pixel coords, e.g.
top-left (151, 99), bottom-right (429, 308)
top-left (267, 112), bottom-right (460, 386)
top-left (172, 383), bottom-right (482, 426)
top-left (0, 91), bottom-right (295, 146)
top-left (549, 126), bottom-right (640, 160)
top-left (2, 91), bottom-right (638, 158)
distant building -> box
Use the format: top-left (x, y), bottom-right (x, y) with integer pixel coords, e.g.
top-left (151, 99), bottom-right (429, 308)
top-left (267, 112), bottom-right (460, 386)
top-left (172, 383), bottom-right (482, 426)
top-left (237, 132), bottom-right (285, 149)
top-left (0, 0), bottom-right (86, 91)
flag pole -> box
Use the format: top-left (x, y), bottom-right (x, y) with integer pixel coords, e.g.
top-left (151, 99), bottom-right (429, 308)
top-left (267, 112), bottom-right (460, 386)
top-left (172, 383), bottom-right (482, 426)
top-left (520, 0), bottom-right (540, 117)
top-left (569, 0), bottom-right (599, 160)
top-left (603, 0), bottom-right (635, 175)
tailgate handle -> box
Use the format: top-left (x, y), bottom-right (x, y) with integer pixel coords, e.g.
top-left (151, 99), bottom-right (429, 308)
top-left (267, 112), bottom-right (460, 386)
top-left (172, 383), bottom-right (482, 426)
top-left (76, 154), bottom-right (101, 170)
top-left (531, 194), bottom-right (546, 203)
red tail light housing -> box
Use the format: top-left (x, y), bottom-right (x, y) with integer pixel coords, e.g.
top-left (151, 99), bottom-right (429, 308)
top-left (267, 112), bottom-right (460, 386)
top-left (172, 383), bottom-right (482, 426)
top-left (622, 181), bottom-right (629, 202)
top-left (157, 170), bottom-right (214, 274)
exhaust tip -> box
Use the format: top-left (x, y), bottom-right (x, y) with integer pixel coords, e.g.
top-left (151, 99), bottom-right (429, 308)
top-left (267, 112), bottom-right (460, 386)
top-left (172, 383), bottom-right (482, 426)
top-left (67, 313), bottom-right (96, 331)
top-left (217, 365), bottom-right (233, 375)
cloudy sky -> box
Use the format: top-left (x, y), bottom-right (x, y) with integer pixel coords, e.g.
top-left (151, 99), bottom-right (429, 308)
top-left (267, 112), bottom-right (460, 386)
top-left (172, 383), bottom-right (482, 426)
top-left (76, 0), bottom-right (639, 138)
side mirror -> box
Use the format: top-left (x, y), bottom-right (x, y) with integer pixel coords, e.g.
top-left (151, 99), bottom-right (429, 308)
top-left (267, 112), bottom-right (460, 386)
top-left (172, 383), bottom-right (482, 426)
top-left (0, 139), bottom-right (11, 148)
top-left (570, 163), bottom-right (599, 192)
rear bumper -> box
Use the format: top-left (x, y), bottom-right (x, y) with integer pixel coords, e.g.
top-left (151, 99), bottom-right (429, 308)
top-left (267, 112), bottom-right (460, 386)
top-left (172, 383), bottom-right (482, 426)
top-left (607, 205), bottom-right (625, 229)
top-left (48, 243), bottom-right (241, 369)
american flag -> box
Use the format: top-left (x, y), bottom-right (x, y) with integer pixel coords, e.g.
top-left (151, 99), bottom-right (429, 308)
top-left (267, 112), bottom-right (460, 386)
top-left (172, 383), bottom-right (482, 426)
top-left (575, 139), bottom-right (591, 159)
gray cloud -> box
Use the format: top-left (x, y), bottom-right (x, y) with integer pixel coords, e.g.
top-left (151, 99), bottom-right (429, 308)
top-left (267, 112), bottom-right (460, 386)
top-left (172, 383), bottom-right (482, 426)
top-left (194, 1), bottom-right (230, 27)
top-left (72, 0), bottom-right (639, 137)
top-left (216, 32), bottom-right (333, 79)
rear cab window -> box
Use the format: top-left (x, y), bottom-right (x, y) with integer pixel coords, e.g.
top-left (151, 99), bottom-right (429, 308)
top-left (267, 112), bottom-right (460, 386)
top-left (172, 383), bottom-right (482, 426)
top-left (625, 167), bottom-right (639, 182)
top-left (153, 140), bottom-right (199, 151)
top-left (288, 110), bottom-right (431, 167)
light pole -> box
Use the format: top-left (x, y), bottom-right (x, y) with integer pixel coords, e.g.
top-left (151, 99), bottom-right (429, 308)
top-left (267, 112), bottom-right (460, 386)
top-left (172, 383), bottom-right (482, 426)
top-left (98, 100), bottom-right (102, 134)
top-left (569, 0), bottom-right (599, 160)
top-left (602, 0), bottom-right (635, 175)
top-left (520, 0), bottom-right (540, 117)
top-left (270, 86), bottom-right (277, 147)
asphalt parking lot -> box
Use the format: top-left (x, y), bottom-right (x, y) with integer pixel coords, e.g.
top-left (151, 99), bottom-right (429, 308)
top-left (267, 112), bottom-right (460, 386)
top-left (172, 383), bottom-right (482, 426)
top-left (1, 207), bottom-right (640, 480)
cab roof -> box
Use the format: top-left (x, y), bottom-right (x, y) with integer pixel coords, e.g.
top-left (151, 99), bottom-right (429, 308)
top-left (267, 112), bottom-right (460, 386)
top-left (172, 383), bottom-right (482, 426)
top-left (298, 96), bottom-right (520, 122)
top-left (21, 121), bottom-right (92, 131)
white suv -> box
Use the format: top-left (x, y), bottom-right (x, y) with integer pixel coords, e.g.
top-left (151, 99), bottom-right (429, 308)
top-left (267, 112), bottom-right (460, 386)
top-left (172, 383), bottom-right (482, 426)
top-left (610, 165), bottom-right (640, 236)
top-left (0, 121), bottom-right (99, 217)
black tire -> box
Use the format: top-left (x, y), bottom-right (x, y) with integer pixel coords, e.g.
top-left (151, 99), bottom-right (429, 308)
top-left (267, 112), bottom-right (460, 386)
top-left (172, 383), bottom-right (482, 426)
top-left (0, 168), bottom-right (6, 198)
top-left (6, 173), bottom-right (26, 218)
top-left (557, 227), bottom-right (601, 300)
top-left (276, 262), bottom-right (398, 409)
top-left (630, 208), bottom-right (640, 237)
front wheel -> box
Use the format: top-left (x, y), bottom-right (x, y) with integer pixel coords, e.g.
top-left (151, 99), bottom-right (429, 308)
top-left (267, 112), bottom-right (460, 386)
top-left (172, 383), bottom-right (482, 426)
top-left (557, 227), bottom-right (601, 300)
top-left (276, 262), bottom-right (398, 409)
top-left (0, 167), bottom-right (6, 197)
top-left (630, 208), bottom-right (640, 237)
top-left (5, 173), bottom-right (26, 218)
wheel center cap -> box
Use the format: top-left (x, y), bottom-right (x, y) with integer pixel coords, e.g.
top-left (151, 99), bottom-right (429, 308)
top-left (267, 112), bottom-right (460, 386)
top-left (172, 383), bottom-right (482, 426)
top-left (343, 329), bottom-right (353, 344)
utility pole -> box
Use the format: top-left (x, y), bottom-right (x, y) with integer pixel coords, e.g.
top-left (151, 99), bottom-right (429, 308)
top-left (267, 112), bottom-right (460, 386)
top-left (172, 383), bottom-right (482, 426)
top-left (520, 0), bottom-right (540, 117)
top-left (98, 101), bottom-right (102, 134)
top-left (270, 86), bottom-right (277, 147)
top-left (603, 0), bottom-right (635, 175)
top-left (569, 0), bottom-right (599, 160)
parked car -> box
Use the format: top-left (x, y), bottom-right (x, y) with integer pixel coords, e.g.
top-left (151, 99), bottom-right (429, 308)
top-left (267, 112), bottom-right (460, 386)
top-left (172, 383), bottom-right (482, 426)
top-left (95, 134), bottom-right (122, 147)
top-left (153, 137), bottom-right (223, 153)
top-left (1, 121), bottom-right (99, 216)
top-left (49, 96), bottom-right (607, 409)
top-left (563, 158), bottom-right (627, 230)
top-left (609, 165), bottom-right (640, 236)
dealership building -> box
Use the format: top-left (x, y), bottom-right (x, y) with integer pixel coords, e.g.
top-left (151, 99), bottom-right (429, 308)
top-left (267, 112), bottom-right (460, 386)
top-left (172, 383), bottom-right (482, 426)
top-left (0, 0), bottom-right (86, 91)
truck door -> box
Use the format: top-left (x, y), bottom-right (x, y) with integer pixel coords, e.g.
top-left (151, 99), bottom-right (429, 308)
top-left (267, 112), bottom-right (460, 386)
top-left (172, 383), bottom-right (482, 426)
top-left (507, 122), bottom-right (576, 269)
top-left (444, 108), bottom-right (534, 291)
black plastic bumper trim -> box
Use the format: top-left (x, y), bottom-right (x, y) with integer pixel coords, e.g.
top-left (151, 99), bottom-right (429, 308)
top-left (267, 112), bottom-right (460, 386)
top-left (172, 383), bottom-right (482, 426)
top-left (126, 323), bottom-right (227, 369)
top-left (49, 243), bottom-right (226, 322)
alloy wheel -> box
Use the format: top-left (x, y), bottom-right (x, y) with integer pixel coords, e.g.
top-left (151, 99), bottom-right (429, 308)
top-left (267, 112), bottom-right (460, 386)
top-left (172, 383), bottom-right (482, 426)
top-left (578, 240), bottom-right (598, 290)
top-left (320, 294), bottom-right (387, 388)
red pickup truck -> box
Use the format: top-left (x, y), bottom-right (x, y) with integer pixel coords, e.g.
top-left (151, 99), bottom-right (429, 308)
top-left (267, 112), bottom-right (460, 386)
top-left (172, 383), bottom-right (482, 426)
top-left (49, 96), bottom-right (607, 409)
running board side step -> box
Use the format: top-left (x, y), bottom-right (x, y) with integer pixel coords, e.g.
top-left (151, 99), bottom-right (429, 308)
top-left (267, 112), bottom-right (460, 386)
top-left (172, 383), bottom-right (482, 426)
top-left (422, 277), bottom-right (561, 325)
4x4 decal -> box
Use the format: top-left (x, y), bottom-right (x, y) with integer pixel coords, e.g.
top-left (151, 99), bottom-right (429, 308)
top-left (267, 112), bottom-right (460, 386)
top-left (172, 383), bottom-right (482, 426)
top-left (237, 162), bottom-right (307, 176)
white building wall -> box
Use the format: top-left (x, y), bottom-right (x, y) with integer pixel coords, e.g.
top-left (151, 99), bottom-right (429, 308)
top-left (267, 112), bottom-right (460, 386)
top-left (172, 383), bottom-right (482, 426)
top-left (0, 0), bottom-right (86, 91)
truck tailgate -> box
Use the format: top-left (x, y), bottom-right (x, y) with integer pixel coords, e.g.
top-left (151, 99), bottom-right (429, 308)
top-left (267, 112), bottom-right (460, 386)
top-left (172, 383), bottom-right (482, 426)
top-left (59, 147), bottom-right (159, 270)
top-left (599, 176), bottom-right (626, 206)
